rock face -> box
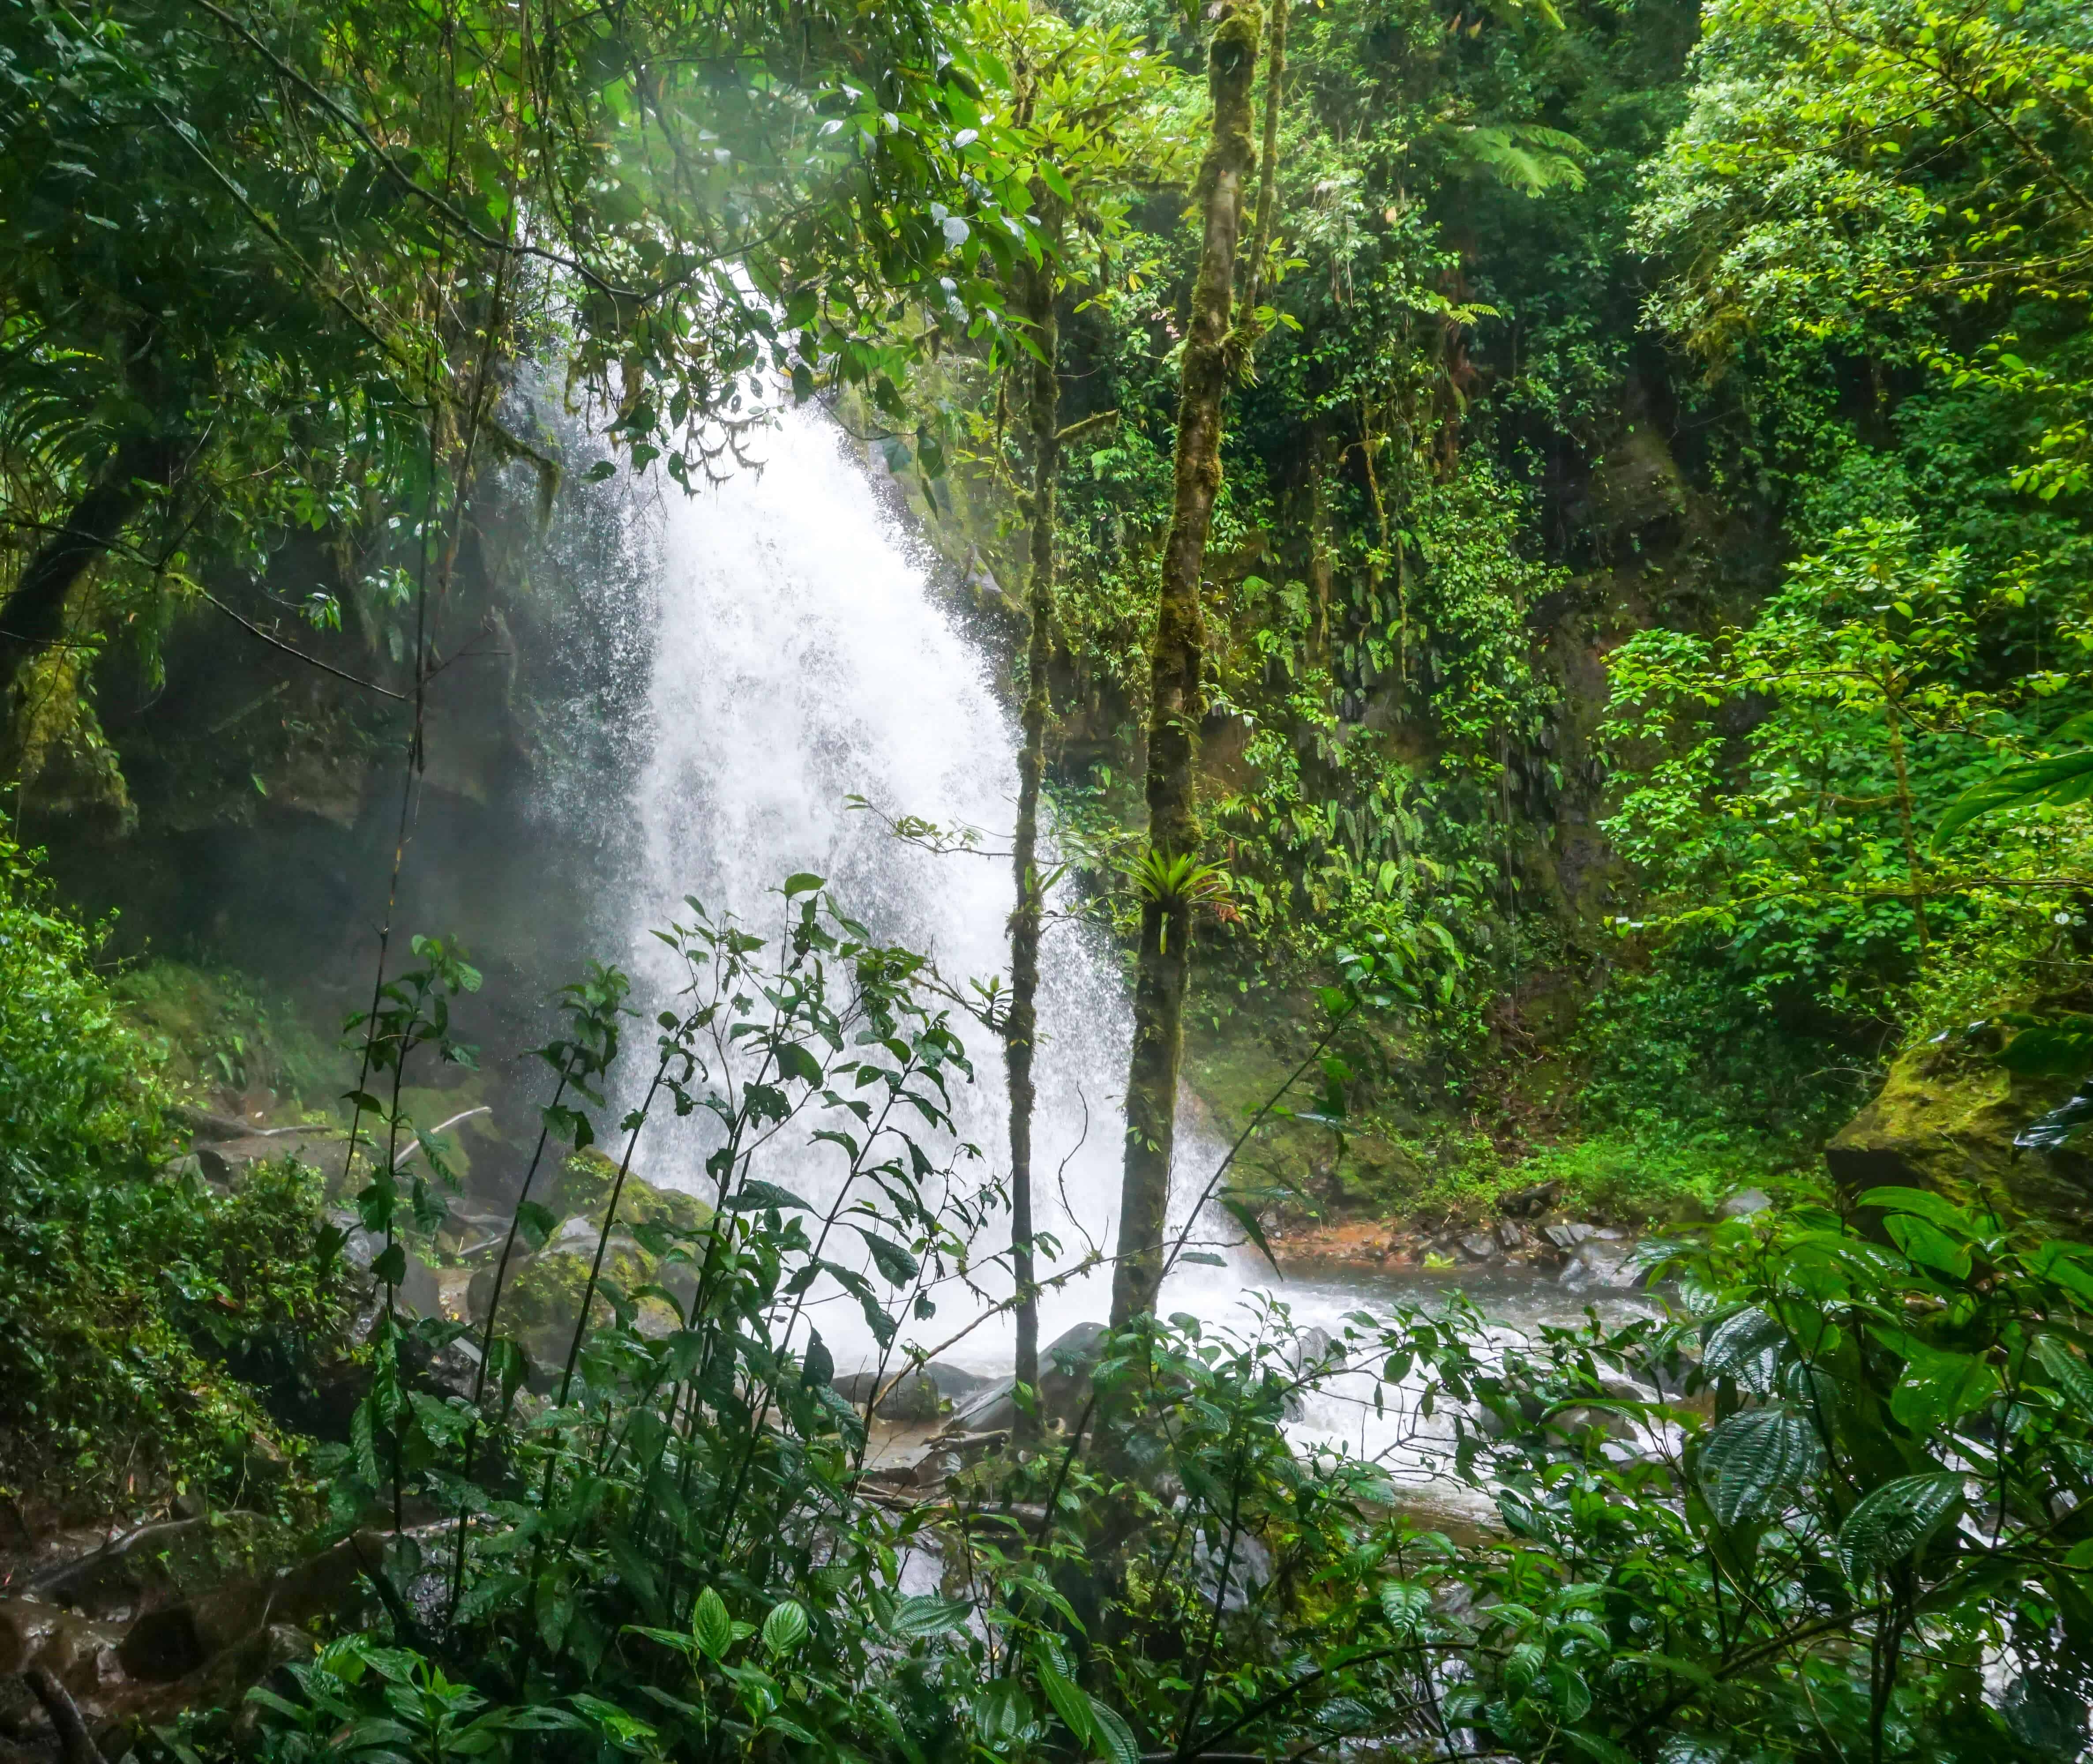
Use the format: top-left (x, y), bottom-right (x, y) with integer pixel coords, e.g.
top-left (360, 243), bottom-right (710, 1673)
top-left (1824, 1040), bottom-right (2093, 1224)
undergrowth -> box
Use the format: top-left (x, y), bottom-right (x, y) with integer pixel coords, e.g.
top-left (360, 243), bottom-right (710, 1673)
top-left (0, 834), bottom-right (348, 1516)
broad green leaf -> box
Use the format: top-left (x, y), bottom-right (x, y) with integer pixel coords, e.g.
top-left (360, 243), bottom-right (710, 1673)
top-left (1698, 1405), bottom-right (1822, 1526)
top-left (887, 1594), bottom-right (970, 1637)
top-left (1838, 1473), bottom-right (1963, 1580)
top-left (1037, 1660), bottom-right (1084, 1730)
top-left (727, 1180), bottom-right (813, 1212)
top-left (692, 1587), bottom-right (734, 1661)
top-left (1857, 1187), bottom-right (1973, 1236)
top-left (2033, 1334), bottom-right (2093, 1416)
top-left (972, 1680), bottom-right (1032, 1743)
top-left (854, 1227), bottom-right (921, 1284)
top-left (1889, 1341), bottom-right (1996, 1431)
top-left (1701, 1306), bottom-right (1785, 1394)
top-left (1884, 1215), bottom-right (1972, 1280)
top-left (1934, 747), bottom-right (2093, 848)
top-left (1085, 1693), bottom-right (1139, 1764)
top-left (1380, 1581), bottom-right (1431, 1631)
top-left (1222, 1196), bottom-right (1279, 1275)
top-left (761, 1600), bottom-right (809, 1656)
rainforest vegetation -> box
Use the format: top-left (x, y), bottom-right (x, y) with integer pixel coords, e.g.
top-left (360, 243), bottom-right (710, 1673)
top-left (4, 0), bottom-right (2093, 1757)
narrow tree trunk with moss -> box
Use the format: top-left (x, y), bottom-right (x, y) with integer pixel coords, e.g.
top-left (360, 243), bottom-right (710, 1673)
top-left (1006, 204), bottom-right (1060, 1444)
top-left (1109, 0), bottom-right (1261, 1330)
top-left (1243, 0), bottom-right (1288, 324)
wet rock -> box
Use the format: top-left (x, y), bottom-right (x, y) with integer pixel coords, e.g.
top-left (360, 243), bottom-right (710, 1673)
top-left (1720, 1188), bottom-right (1773, 1219)
top-left (402, 1332), bottom-right (484, 1404)
top-left (195, 1129), bottom-right (344, 1188)
top-left (1543, 1222), bottom-right (1595, 1251)
top-left (119, 1574), bottom-right (269, 1683)
top-left (1040, 1322), bottom-right (1112, 1425)
top-left (171, 1104), bottom-right (255, 1143)
top-left (1459, 1233), bottom-right (1499, 1263)
top-left (1188, 1530), bottom-right (1272, 1612)
top-left (339, 1230), bottom-right (443, 1319)
top-left (437, 1211), bottom-right (512, 1260)
top-left (0, 1600), bottom-right (127, 1705)
top-left (1494, 1219), bottom-right (1528, 1253)
top-left (0, 1598), bottom-right (70, 1676)
top-left (911, 1449), bottom-right (965, 1490)
top-left (1499, 1179), bottom-right (1561, 1218)
top-left (27, 1515), bottom-right (270, 1619)
top-left (948, 1377), bottom-right (1018, 1434)
top-left (1558, 1239), bottom-right (1636, 1294)
top-left (837, 1362), bottom-right (988, 1423)
top-left (435, 1266), bottom-right (477, 1322)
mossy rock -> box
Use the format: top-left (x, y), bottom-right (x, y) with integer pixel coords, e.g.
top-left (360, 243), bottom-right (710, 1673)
top-left (546, 1148), bottom-right (712, 1233)
top-left (499, 1232), bottom-right (681, 1363)
top-left (1824, 1039), bottom-right (2093, 1225)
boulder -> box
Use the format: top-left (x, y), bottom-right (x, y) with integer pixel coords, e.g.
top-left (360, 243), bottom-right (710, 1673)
top-left (948, 1377), bottom-right (1019, 1434)
top-left (1459, 1233), bottom-right (1499, 1263)
top-left (1543, 1221), bottom-right (1596, 1251)
top-left (1039, 1322), bottom-right (1112, 1425)
top-left (339, 1228), bottom-right (443, 1319)
top-left (1494, 1219), bottom-right (1528, 1253)
top-left (836, 1361), bottom-right (989, 1423)
top-left (1499, 1180), bottom-right (1561, 1218)
top-left (195, 1128), bottom-right (345, 1188)
top-left (1825, 1039), bottom-right (2093, 1224)
top-left (1558, 1239), bottom-right (1636, 1295)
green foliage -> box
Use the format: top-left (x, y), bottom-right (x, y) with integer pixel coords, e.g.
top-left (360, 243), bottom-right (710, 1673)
top-left (219, 952), bottom-right (2093, 1764)
top-left (0, 834), bottom-right (345, 1509)
top-left (114, 958), bottom-right (346, 1105)
top-left (1599, 516), bottom-right (2093, 1089)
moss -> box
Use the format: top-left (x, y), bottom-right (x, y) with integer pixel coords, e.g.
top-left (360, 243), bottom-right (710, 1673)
top-left (113, 960), bottom-right (346, 1109)
top-left (504, 1236), bottom-right (678, 1363)
top-left (547, 1147), bottom-right (712, 1233)
top-left (1825, 1038), bottom-right (2093, 1225)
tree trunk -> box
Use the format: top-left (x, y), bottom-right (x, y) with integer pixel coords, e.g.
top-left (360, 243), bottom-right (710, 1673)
top-left (1243, 0), bottom-right (1288, 323)
top-left (0, 434), bottom-right (184, 699)
top-left (1109, 0), bottom-right (1261, 1330)
top-left (1006, 206), bottom-right (1060, 1445)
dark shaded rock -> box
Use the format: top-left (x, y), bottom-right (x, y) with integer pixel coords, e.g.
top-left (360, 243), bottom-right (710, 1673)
top-left (1459, 1233), bottom-right (1499, 1263)
top-left (1494, 1219), bottom-right (1528, 1253)
top-left (27, 1515), bottom-right (270, 1619)
top-left (1499, 1180), bottom-right (1561, 1218)
top-left (1040, 1322), bottom-right (1112, 1425)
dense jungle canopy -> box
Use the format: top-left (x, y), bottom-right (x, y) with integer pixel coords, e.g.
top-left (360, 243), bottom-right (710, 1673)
top-left (4, 0), bottom-right (2093, 1758)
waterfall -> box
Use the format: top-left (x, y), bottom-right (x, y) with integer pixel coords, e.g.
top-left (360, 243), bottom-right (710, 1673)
top-left (611, 409), bottom-right (1240, 1374)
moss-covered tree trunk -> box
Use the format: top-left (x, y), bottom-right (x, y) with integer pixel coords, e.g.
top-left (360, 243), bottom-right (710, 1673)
top-left (0, 434), bottom-right (186, 703)
top-left (1006, 198), bottom-right (1060, 1443)
top-left (1108, 0), bottom-right (1261, 1330)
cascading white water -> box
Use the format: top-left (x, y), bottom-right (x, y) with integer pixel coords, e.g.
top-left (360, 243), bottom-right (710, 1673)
top-left (614, 409), bottom-right (1243, 1374)
top-left (593, 407), bottom-right (1647, 1507)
